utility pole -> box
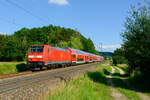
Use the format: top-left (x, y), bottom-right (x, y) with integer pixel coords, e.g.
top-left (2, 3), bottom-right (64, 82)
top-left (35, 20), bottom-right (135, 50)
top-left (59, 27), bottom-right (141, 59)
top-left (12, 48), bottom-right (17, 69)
top-left (94, 41), bottom-right (103, 52)
top-left (99, 42), bottom-right (103, 52)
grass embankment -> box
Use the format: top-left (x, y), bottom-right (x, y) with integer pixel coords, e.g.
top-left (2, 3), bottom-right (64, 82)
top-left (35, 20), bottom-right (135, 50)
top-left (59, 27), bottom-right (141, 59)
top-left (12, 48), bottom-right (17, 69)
top-left (46, 62), bottom-right (150, 100)
top-left (0, 62), bottom-right (28, 74)
top-left (47, 63), bottom-right (113, 100)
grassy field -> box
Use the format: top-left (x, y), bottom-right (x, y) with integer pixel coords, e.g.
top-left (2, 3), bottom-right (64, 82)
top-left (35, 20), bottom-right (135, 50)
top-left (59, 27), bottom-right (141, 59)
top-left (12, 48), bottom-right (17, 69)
top-left (0, 62), bottom-right (28, 74)
top-left (46, 62), bottom-right (150, 100)
top-left (46, 63), bottom-right (113, 100)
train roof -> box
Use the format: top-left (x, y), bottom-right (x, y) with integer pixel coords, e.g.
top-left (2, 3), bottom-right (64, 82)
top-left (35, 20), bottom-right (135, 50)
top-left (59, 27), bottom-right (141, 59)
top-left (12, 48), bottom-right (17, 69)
top-left (69, 48), bottom-right (85, 54)
top-left (29, 45), bottom-right (103, 57)
top-left (53, 47), bottom-right (104, 57)
top-left (51, 47), bottom-right (68, 51)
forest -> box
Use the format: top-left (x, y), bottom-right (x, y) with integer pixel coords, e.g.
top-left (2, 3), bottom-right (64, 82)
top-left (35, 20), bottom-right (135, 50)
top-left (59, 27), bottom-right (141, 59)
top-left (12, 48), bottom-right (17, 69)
top-left (0, 25), bottom-right (99, 61)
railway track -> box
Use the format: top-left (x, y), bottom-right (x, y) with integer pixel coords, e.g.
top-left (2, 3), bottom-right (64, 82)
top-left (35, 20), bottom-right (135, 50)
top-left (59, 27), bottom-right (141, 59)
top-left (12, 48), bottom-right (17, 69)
top-left (0, 63), bottom-right (97, 94)
top-left (0, 71), bottom-right (32, 79)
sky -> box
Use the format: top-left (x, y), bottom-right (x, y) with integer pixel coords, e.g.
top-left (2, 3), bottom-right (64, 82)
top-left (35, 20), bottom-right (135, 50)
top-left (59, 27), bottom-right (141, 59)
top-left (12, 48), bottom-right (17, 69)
top-left (0, 0), bottom-right (144, 52)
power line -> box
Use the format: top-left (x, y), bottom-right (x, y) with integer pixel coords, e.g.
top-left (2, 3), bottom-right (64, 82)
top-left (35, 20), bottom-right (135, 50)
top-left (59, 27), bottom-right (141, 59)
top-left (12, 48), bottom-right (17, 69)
top-left (0, 16), bottom-right (23, 27)
top-left (93, 41), bottom-right (103, 52)
top-left (0, 1), bottom-right (22, 27)
top-left (5, 0), bottom-right (48, 24)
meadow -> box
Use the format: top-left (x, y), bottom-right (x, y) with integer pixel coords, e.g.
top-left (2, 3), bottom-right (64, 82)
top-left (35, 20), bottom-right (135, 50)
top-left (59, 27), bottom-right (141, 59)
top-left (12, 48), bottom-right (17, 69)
top-left (0, 62), bottom-right (28, 74)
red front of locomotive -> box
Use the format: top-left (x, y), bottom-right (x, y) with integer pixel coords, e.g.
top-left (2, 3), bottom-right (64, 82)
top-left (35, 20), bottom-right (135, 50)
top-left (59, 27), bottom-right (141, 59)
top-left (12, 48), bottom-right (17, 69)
top-left (27, 45), bottom-right (48, 69)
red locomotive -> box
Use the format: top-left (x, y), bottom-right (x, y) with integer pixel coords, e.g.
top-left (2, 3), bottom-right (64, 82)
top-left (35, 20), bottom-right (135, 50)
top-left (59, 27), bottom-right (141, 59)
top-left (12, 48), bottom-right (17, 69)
top-left (27, 45), bottom-right (104, 70)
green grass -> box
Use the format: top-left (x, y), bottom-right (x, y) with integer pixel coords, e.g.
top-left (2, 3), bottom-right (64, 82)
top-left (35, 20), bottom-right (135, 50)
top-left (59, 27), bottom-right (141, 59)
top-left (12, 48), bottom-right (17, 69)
top-left (112, 77), bottom-right (141, 100)
top-left (46, 64), bottom-right (113, 100)
top-left (111, 66), bottom-right (141, 100)
top-left (116, 64), bottom-right (129, 75)
top-left (46, 62), bottom-right (150, 100)
top-left (115, 65), bottom-right (150, 98)
top-left (112, 66), bottom-right (121, 78)
top-left (0, 62), bottom-right (28, 74)
top-left (128, 75), bottom-right (150, 97)
top-left (103, 65), bottom-right (111, 76)
top-left (112, 78), bottom-right (141, 100)
top-left (103, 65), bottom-right (141, 100)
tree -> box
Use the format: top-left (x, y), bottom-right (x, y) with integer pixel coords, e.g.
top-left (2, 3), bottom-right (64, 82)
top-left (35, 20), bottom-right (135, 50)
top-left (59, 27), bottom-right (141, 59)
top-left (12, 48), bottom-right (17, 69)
top-left (122, 2), bottom-right (150, 76)
top-left (71, 37), bottom-right (83, 50)
top-left (112, 48), bottom-right (127, 65)
top-left (2, 40), bottom-right (23, 61)
top-left (0, 34), bottom-right (9, 61)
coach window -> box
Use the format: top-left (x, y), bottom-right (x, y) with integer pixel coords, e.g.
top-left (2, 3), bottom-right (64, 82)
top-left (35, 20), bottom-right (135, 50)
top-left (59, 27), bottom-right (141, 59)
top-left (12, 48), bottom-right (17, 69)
top-left (77, 58), bottom-right (84, 61)
top-left (72, 55), bottom-right (76, 58)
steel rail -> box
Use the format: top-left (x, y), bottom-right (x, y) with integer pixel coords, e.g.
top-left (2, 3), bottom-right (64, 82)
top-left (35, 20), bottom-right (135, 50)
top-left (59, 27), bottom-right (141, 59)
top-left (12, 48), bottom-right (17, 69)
top-left (0, 63), bottom-right (97, 93)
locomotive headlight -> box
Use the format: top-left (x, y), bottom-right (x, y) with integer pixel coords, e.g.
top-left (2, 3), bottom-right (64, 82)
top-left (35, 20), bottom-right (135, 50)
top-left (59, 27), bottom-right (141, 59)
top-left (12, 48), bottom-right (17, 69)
top-left (37, 56), bottom-right (43, 58)
top-left (28, 56), bottom-right (34, 58)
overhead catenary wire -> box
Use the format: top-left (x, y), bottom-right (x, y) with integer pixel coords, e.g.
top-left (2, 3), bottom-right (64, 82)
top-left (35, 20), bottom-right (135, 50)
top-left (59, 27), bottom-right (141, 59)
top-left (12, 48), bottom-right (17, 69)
top-left (0, 1), bottom-right (24, 28)
top-left (5, 0), bottom-right (48, 24)
top-left (93, 41), bottom-right (103, 52)
top-left (0, 16), bottom-right (24, 27)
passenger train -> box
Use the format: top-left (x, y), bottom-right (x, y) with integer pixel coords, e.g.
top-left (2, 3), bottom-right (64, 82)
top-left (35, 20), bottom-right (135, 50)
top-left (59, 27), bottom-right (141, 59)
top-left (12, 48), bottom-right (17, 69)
top-left (27, 45), bottom-right (104, 70)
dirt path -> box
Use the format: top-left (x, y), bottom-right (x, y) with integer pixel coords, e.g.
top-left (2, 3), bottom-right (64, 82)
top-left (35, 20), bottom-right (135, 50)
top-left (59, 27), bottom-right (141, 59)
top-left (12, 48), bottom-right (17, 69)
top-left (115, 67), bottom-right (150, 100)
top-left (107, 66), bottom-right (128, 100)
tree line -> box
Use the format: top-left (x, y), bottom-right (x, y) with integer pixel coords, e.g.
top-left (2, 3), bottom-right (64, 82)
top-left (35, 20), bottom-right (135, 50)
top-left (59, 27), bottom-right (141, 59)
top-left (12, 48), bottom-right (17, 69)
top-left (113, 2), bottom-right (150, 77)
top-left (0, 25), bottom-right (99, 61)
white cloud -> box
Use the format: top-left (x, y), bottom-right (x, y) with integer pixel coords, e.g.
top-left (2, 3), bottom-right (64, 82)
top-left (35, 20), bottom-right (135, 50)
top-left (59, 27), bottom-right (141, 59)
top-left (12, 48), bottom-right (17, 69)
top-left (48, 0), bottom-right (69, 5)
top-left (95, 44), bottom-right (121, 52)
top-left (102, 44), bottom-right (121, 49)
top-left (0, 32), bottom-right (7, 35)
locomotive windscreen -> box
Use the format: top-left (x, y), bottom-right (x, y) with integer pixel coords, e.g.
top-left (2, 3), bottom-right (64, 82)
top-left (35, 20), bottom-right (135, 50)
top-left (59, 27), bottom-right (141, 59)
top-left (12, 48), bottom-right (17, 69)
top-left (30, 46), bottom-right (44, 53)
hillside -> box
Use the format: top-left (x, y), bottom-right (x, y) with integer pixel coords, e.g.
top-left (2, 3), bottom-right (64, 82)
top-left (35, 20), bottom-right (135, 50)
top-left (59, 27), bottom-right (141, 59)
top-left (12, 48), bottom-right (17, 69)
top-left (0, 25), bottom-right (99, 61)
top-left (99, 52), bottom-right (113, 57)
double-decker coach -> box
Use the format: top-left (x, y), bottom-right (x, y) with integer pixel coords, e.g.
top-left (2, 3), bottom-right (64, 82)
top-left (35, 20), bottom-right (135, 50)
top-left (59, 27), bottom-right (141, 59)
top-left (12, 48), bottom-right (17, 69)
top-left (84, 52), bottom-right (90, 63)
top-left (68, 48), bottom-right (85, 64)
top-left (88, 53), bottom-right (94, 63)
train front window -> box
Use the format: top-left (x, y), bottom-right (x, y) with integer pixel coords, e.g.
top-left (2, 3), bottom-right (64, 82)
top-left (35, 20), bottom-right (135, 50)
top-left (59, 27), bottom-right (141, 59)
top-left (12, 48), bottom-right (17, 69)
top-left (30, 46), bottom-right (44, 53)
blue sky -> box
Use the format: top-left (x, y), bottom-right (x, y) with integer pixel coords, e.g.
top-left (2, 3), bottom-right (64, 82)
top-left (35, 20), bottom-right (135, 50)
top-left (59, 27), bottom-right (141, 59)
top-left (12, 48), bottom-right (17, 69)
top-left (0, 0), bottom-right (143, 52)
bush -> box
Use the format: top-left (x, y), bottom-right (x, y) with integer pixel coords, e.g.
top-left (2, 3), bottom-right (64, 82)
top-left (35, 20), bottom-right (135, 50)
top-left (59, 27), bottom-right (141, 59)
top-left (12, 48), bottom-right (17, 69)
top-left (112, 48), bottom-right (127, 65)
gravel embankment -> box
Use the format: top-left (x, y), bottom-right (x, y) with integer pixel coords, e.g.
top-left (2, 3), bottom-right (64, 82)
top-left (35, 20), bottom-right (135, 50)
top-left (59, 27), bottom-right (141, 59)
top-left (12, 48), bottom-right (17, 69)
top-left (0, 63), bottom-right (97, 100)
